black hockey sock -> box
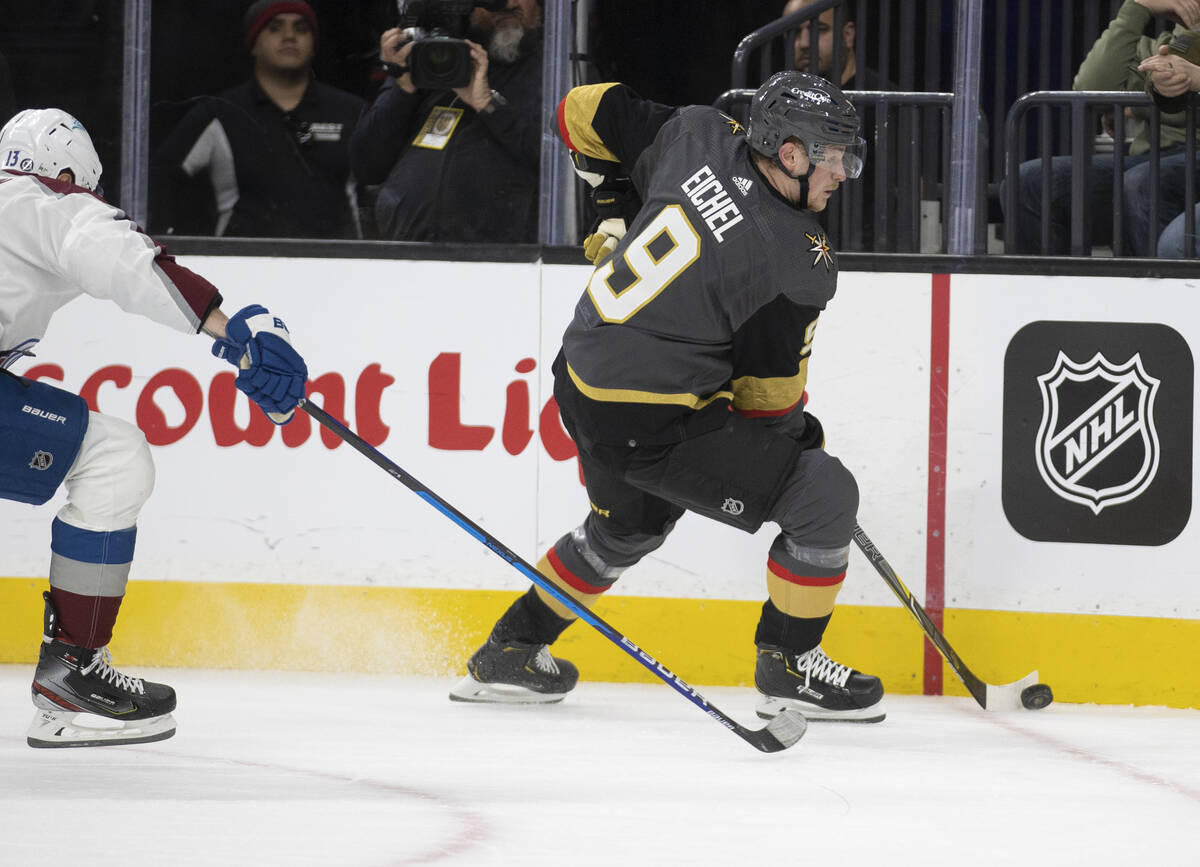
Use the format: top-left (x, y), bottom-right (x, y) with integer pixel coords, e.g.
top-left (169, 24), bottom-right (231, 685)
top-left (492, 587), bottom-right (575, 646)
top-left (753, 599), bottom-right (831, 654)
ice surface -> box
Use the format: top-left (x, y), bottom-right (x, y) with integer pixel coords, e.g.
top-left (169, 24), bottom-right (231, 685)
top-left (1, 666), bottom-right (1196, 866)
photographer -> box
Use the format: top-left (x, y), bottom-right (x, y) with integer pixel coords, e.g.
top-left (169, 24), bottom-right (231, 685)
top-left (350, 0), bottom-right (543, 242)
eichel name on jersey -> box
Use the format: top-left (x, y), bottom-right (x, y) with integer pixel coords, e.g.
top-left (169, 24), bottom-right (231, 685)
top-left (681, 165), bottom-right (744, 242)
top-left (554, 83), bottom-right (839, 447)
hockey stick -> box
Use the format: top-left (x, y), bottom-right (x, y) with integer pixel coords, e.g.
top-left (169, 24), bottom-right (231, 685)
top-left (298, 399), bottom-right (807, 752)
top-left (851, 524), bottom-right (1049, 711)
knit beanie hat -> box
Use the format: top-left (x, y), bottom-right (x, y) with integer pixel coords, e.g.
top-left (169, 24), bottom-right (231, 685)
top-left (244, 1), bottom-right (319, 51)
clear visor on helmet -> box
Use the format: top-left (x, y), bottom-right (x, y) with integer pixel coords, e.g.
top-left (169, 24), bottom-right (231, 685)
top-left (806, 137), bottom-right (867, 179)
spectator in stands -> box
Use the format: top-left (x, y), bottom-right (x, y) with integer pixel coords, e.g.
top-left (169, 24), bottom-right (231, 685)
top-left (783, 0), bottom-right (899, 250)
top-left (786, 0), bottom-right (856, 85)
top-left (152, 1), bottom-right (364, 239)
top-left (1137, 43), bottom-right (1200, 255)
top-left (784, 0), bottom-right (891, 91)
top-left (349, 0), bottom-right (543, 243)
top-left (1002, 0), bottom-right (1200, 255)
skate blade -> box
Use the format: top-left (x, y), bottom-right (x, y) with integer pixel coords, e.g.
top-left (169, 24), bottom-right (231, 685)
top-left (27, 709), bottom-right (177, 749)
top-left (756, 695), bottom-right (886, 724)
top-left (448, 675), bottom-right (569, 705)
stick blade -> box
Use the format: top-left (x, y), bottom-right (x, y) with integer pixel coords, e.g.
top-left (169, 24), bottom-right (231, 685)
top-left (741, 708), bottom-right (808, 752)
top-left (982, 670), bottom-right (1040, 711)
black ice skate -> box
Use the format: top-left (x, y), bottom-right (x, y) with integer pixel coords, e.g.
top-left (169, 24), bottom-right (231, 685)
top-left (27, 593), bottom-right (176, 748)
top-left (754, 643), bottom-right (885, 723)
top-left (449, 636), bottom-right (579, 704)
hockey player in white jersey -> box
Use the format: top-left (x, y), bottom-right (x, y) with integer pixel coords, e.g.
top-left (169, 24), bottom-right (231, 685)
top-left (0, 108), bottom-right (308, 747)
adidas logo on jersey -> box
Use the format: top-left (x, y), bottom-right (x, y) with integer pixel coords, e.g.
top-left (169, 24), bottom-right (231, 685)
top-left (732, 175), bottom-right (753, 196)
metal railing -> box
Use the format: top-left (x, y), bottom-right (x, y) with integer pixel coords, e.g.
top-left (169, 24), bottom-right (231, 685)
top-left (1003, 91), bottom-right (1199, 257)
top-left (12, 0), bottom-right (1198, 257)
top-left (983, 0), bottom-right (1131, 184)
top-left (729, 0), bottom-right (945, 94)
top-left (715, 89), bottom-right (954, 253)
top-left (732, 0), bottom-right (854, 90)
top-left (727, 0), bottom-right (1191, 257)
top-left (727, 2), bottom-right (971, 250)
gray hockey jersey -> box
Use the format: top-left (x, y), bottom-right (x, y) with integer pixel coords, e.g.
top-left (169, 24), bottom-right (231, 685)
top-left (554, 83), bottom-right (839, 445)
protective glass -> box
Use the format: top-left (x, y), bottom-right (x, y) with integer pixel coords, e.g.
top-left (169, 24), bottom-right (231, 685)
top-left (807, 137), bottom-right (867, 179)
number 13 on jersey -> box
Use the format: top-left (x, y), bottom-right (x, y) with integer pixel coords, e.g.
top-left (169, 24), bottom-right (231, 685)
top-left (586, 205), bottom-right (702, 323)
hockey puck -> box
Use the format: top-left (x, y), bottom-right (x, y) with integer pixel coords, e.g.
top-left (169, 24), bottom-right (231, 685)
top-left (1020, 683), bottom-right (1053, 710)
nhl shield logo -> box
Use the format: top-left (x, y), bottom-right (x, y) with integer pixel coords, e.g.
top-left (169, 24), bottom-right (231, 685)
top-left (1034, 351), bottom-right (1160, 515)
top-left (28, 450), bottom-right (54, 471)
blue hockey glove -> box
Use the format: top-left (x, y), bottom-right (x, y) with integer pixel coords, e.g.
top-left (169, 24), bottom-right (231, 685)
top-left (212, 304), bottom-right (307, 424)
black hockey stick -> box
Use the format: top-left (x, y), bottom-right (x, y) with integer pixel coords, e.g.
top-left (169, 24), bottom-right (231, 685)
top-left (851, 524), bottom-right (1051, 711)
top-left (299, 399), bottom-right (807, 752)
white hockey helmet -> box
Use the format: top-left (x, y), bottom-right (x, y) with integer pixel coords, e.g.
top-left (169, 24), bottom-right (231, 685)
top-left (0, 108), bottom-right (104, 191)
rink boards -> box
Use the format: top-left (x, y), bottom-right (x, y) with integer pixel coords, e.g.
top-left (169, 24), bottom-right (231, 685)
top-left (1, 256), bottom-right (1197, 708)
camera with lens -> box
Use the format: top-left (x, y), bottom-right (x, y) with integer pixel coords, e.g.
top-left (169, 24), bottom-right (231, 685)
top-left (395, 0), bottom-right (509, 89)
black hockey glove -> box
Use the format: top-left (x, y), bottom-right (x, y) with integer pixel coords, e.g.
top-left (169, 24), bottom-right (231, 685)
top-left (585, 179), bottom-right (642, 264)
top-left (571, 152), bottom-right (643, 265)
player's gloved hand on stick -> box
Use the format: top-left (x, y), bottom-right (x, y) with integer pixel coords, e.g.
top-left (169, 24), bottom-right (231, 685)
top-left (582, 180), bottom-right (640, 265)
top-left (212, 304), bottom-right (307, 424)
top-left (570, 152), bottom-right (641, 265)
top-left (584, 217), bottom-right (627, 264)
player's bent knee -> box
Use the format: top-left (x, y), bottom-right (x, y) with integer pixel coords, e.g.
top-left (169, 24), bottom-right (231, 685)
top-left (59, 414), bottom-right (156, 530)
top-left (819, 456), bottom-right (859, 534)
top-left (124, 430), bottom-right (156, 510)
top-left (583, 513), bottom-right (677, 570)
top-left (772, 451), bottom-right (859, 547)
top-left (98, 415), bottom-right (156, 510)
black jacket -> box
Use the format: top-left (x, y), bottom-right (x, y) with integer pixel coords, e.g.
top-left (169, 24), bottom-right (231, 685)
top-left (153, 78), bottom-right (364, 239)
top-left (350, 38), bottom-right (542, 243)
top-left (0, 50), bottom-right (14, 123)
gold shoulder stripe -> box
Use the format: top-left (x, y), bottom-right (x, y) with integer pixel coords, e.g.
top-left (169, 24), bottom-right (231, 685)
top-left (558, 83), bottom-right (622, 163)
top-left (568, 363), bottom-right (733, 410)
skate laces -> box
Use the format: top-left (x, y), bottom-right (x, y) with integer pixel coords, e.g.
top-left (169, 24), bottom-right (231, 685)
top-left (797, 646), bottom-right (852, 689)
top-left (80, 648), bottom-right (146, 695)
top-left (530, 645), bottom-right (561, 675)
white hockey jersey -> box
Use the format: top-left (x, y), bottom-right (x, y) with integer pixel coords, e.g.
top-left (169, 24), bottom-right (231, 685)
top-left (0, 171), bottom-right (221, 368)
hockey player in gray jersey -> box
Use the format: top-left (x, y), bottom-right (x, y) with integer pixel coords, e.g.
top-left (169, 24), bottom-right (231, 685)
top-left (450, 71), bottom-right (885, 723)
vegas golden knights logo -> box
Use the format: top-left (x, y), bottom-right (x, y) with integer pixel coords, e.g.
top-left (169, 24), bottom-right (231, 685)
top-left (1034, 351), bottom-right (1160, 515)
top-left (806, 232), bottom-right (833, 270)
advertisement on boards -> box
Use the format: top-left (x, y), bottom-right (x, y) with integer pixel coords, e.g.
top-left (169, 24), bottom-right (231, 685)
top-left (0, 257), bottom-right (931, 608)
top-left (947, 275), bottom-right (1199, 619)
top-left (1002, 320), bottom-right (1193, 546)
